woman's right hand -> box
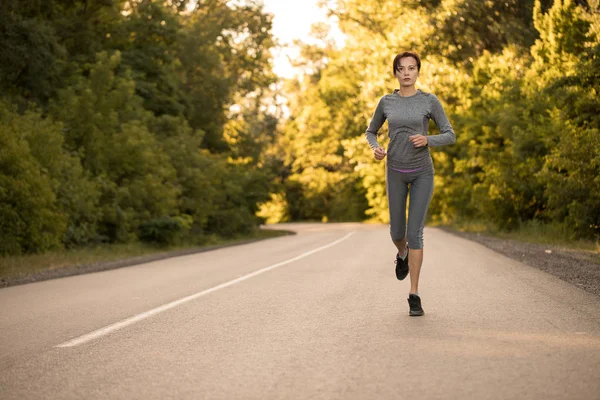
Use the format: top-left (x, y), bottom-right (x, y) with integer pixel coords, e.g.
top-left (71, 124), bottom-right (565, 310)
top-left (374, 146), bottom-right (387, 161)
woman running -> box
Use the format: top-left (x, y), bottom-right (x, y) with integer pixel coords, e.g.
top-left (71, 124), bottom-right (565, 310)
top-left (365, 51), bottom-right (456, 316)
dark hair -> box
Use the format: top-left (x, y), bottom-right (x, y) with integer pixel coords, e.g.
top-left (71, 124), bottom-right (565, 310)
top-left (393, 51), bottom-right (421, 75)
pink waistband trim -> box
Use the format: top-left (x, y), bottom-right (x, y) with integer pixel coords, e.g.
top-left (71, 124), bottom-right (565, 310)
top-left (389, 167), bottom-right (424, 173)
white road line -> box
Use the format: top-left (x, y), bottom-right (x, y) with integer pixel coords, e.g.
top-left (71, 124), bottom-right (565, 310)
top-left (56, 231), bottom-right (356, 348)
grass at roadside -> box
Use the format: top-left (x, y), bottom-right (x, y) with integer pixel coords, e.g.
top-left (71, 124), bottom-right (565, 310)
top-left (434, 220), bottom-right (599, 254)
top-left (0, 228), bottom-right (292, 285)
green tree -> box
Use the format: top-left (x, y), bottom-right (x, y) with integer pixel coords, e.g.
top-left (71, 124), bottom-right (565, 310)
top-left (52, 52), bottom-right (180, 242)
top-left (179, 0), bottom-right (276, 152)
top-left (0, 13), bottom-right (65, 104)
top-left (0, 103), bottom-right (67, 254)
top-left (275, 0), bottom-right (599, 241)
top-left (113, 0), bottom-right (187, 117)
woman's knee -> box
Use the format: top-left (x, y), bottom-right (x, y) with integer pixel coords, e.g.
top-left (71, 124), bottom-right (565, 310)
top-left (390, 229), bottom-right (406, 243)
top-left (407, 231), bottom-right (424, 249)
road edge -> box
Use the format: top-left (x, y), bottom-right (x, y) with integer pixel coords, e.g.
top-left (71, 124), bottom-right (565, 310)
top-left (0, 229), bottom-right (296, 289)
top-left (440, 227), bottom-right (600, 298)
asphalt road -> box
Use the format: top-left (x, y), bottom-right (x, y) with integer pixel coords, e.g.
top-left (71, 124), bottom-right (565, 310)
top-left (1, 223), bottom-right (599, 400)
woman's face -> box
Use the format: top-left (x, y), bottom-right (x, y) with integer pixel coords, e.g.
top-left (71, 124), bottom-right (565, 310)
top-left (395, 56), bottom-right (419, 87)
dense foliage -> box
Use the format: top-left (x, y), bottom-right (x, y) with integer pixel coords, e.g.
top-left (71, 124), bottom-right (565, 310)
top-left (2, 0), bottom-right (599, 256)
top-left (0, 0), bottom-right (277, 254)
top-left (265, 0), bottom-right (599, 240)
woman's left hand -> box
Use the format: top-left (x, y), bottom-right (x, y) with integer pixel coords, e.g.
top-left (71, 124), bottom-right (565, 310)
top-left (409, 134), bottom-right (428, 148)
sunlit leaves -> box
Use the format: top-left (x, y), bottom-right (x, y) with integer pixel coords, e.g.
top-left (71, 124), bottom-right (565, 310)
top-left (279, 0), bottom-right (599, 239)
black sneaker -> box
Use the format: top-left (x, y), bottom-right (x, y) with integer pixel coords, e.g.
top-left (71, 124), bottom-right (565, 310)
top-left (408, 294), bottom-right (424, 316)
top-left (395, 249), bottom-right (409, 280)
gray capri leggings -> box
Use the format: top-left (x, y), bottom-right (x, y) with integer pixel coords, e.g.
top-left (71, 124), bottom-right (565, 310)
top-left (386, 167), bottom-right (434, 249)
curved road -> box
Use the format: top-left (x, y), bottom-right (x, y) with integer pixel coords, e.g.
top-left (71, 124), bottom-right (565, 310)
top-left (1, 223), bottom-right (599, 399)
